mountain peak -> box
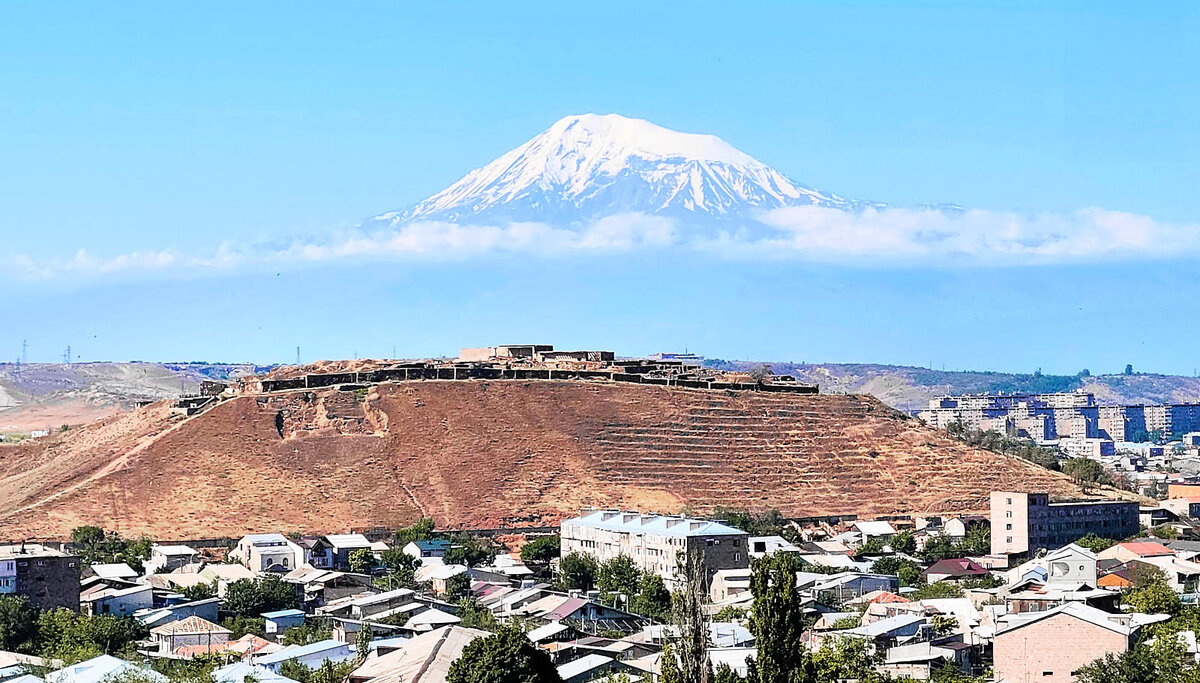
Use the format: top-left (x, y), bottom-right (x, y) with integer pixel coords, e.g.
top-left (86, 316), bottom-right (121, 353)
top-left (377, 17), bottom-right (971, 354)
top-left (541, 113), bottom-right (761, 167)
top-left (370, 114), bottom-right (858, 227)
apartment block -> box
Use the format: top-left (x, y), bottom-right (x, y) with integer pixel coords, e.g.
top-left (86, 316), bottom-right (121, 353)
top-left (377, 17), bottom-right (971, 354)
top-left (990, 492), bottom-right (1139, 557)
top-left (560, 510), bottom-right (748, 588)
top-left (0, 544), bottom-right (82, 611)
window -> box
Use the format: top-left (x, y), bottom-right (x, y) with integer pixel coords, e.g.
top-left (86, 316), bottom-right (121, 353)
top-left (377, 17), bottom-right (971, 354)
top-left (1006, 524), bottom-right (1012, 531)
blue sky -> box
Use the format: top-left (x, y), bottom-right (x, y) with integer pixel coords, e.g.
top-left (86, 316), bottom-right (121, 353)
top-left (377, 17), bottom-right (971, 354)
top-left (1, 2), bottom-right (1198, 372)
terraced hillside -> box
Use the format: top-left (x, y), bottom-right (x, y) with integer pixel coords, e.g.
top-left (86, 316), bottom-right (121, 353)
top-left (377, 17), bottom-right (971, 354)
top-left (0, 380), bottom-right (1086, 540)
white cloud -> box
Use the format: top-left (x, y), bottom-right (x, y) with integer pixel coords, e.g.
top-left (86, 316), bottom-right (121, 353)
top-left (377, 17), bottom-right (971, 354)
top-left (711, 205), bottom-right (1200, 265)
top-left (5, 205), bottom-right (1198, 280)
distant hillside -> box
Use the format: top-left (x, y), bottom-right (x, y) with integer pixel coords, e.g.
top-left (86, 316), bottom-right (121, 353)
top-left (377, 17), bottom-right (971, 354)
top-left (0, 362), bottom-right (270, 433)
top-left (4, 361), bottom-right (1198, 431)
top-left (705, 361), bottom-right (1200, 413)
top-left (0, 380), bottom-right (1084, 540)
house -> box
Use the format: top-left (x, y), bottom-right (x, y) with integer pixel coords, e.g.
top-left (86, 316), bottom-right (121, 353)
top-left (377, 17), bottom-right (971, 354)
top-left (150, 616), bottom-right (232, 656)
top-left (0, 544), bottom-right (81, 611)
top-left (188, 564), bottom-right (255, 597)
top-left (212, 662), bottom-right (298, 683)
top-left (347, 626), bottom-right (488, 683)
top-left (807, 572), bottom-right (900, 601)
top-left (557, 654), bottom-right (634, 683)
top-left (80, 584), bottom-right (153, 617)
top-left (1097, 540), bottom-right (1176, 564)
top-left (144, 545), bottom-right (200, 574)
top-left (879, 642), bottom-right (970, 681)
top-left (134, 597), bottom-right (221, 629)
top-left (282, 567), bottom-right (375, 607)
top-left (994, 603), bottom-right (1162, 683)
top-left (417, 564), bottom-right (467, 597)
top-left (840, 614), bottom-right (929, 650)
top-left (710, 568), bottom-right (752, 602)
top-left (309, 534), bottom-right (373, 570)
top-left (560, 510), bottom-right (749, 589)
top-left (510, 592), bottom-right (649, 633)
top-left (85, 563), bottom-right (138, 582)
top-left (45, 655), bottom-right (166, 683)
top-left (232, 534), bottom-right (304, 574)
top-left (853, 521), bottom-right (896, 541)
top-left (403, 540), bottom-right (451, 562)
top-left (263, 609), bottom-right (306, 636)
top-left (747, 535), bottom-right (800, 559)
top-left (941, 516), bottom-right (988, 542)
top-left (922, 558), bottom-right (990, 584)
top-left (254, 639), bottom-right (354, 674)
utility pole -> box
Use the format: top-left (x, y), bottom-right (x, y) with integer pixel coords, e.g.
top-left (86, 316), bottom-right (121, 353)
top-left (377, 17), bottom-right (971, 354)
top-left (21, 339), bottom-right (27, 366)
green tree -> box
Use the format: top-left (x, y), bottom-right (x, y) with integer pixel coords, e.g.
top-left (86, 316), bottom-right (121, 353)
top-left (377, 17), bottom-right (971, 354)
top-left (557, 552), bottom-right (599, 591)
top-left (809, 637), bottom-right (891, 683)
top-left (348, 548), bottom-right (375, 574)
top-left (443, 534), bottom-right (495, 568)
top-left (456, 597), bottom-right (501, 632)
top-left (1075, 634), bottom-right (1200, 683)
top-left (598, 555), bottom-right (641, 597)
top-left (1062, 458), bottom-right (1109, 490)
top-left (443, 572), bottom-right (471, 601)
top-left (748, 553), bottom-right (808, 683)
top-left (179, 581), bottom-right (217, 602)
top-left (1125, 364), bottom-right (1134, 376)
top-left (671, 551), bottom-right (709, 683)
top-left (520, 536), bottom-right (560, 567)
top-left (279, 658), bottom-right (358, 683)
top-left (282, 620), bottom-right (333, 646)
top-left (220, 616), bottom-right (266, 639)
top-left (379, 548), bottom-right (417, 572)
top-left (1075, 533), bottom-right (1117, 553)
top-left (446, 626), bottom-right (561, 683)
top-left (889, 531), bottom-right (916, 555)
top-left (631, 574), bottom-right (672, 622)
top-left (0, 595), bottom-right (39, 652)
top-left (394, 517), bottom-right (436, 546)
top-left (221, 575), bottom-right (299, 617)
top-left (908, 582), bottom-right (964, 600)
top-left (355, 623), bottom-right (373, 663)
top-left (35, 609), bottom-right (147, 664)
top-left (712, 664), bottom-right (745, 683)
top-left (1125, 577), bottom-right (1182, 617)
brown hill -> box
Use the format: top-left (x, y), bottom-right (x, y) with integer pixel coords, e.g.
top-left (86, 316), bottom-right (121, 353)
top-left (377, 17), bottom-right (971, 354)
top-left (0, 380), bottom-right (1086, 540)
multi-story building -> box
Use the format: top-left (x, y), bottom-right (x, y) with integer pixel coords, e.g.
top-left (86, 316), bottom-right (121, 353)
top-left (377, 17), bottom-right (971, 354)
top-left (0, 544), bottom-right (81, 611)
top-left (560, 510), bottom-right (748, 588)
top-left (990, 492), bottom-right (1139, 557)
top-left (918, 393), bottom-right (1200, 444)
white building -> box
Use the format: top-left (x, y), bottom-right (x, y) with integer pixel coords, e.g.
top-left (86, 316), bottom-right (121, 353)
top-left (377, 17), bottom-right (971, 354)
top-left (560, 510), bottom-right (748, 588)
top-left (232, 534), bottom-right (304, 573)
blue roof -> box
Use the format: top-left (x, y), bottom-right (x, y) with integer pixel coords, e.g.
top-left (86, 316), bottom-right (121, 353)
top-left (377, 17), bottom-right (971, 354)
top-left (255, 640), bottom-right (349, 665)
top-left (563, 511), bottom-right (746, 538)
top-left (261, 609), bottom-right (305, 619)
top-left (415, 539), bottom-right (450, 550)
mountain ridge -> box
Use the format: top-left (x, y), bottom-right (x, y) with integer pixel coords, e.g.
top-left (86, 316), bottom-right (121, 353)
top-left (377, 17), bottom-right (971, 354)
top-left (366, 113), bottom-right (867, 229)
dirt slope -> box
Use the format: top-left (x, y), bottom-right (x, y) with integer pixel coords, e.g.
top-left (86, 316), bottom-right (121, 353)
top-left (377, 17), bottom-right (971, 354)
top-left (0, 381), bottom-right (1084, 540)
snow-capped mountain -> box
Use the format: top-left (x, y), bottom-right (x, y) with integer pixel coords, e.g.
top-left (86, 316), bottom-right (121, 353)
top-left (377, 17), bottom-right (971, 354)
top-left (368, 113), bottom-right (869, 228)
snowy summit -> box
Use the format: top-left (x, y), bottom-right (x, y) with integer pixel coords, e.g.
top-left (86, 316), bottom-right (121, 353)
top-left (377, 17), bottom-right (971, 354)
top-left (369, 113), bottom-right (862, 227)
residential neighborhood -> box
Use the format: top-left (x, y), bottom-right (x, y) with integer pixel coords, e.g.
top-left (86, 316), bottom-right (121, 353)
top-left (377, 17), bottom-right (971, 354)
top-left (1, 487), bottom-right (1200, 683)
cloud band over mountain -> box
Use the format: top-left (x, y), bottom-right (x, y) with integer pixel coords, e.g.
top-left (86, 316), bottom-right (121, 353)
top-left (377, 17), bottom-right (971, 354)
top-left (6, 114), bottom-right (1197, 279)
top-left (7, 205), bottom-right (1199, 280)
